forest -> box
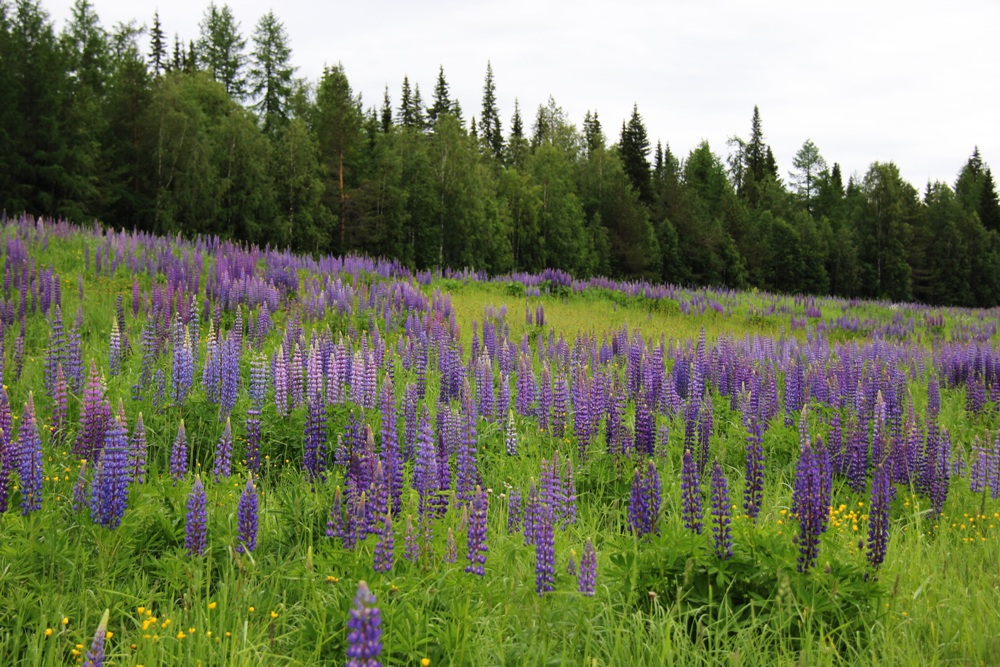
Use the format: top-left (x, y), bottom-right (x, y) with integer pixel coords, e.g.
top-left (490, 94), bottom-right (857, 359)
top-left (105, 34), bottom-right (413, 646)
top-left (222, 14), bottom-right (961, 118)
top-left (2, 0), bottom-right (1000, 306)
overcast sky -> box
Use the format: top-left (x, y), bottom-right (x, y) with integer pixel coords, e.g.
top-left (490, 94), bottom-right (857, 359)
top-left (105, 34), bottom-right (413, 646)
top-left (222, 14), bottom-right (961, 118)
top-left (45, 0), bottom-right (1000, 190)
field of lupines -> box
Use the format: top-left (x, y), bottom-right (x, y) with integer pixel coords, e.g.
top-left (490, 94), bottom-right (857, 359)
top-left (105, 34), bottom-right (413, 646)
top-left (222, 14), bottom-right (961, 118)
top-left (1, 215), bottom-right (1000, 666)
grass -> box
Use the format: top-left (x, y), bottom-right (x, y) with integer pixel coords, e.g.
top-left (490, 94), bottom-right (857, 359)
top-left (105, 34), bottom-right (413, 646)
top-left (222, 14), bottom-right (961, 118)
top-left (0, 219), bottom-right (998, 665)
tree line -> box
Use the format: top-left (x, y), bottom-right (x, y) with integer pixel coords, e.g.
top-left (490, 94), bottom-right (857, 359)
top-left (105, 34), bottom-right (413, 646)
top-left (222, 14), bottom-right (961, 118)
top-left (3, 0), bottom-right (1000, 306)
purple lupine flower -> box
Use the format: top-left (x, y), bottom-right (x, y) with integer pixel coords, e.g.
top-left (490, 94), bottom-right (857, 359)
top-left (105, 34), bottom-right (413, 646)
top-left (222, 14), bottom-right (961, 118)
top-left (185, 476), bottom-right (208, 556)
top-left (129, 412), bottom-right (148, 485)
top-left (793, 438), bottom-right (824, 572)
top-left (245, 413), bottom-right (261, 473)
top-left (504, 411), bottom-right (518, 456)
top-left (535, 504), bottom-right (556, 596)
top-left (170, 420), bottom-right (188, 483)
top-left (172, 318), bottom-right (194, 405)
top-left (51, 363), bottom-right (69, 446)
top-left (17, 393), bottom-right (43, 515)
top-left (403, 513), bottom-right (419, 562)
top-left (710, 461), bottom-right (732, 560)
top-left (378, 374), bottom-right (403, 514)
top-left (552, 371), bottom-right (569, 438)
top-left (44, 306), bottom-right (66, 397)
top-left (303, 391), bottom-right (327, 483)
top-left (681, 448), bottom-right (703, 535)
top-left (562, 459), bottom-right (577, 527)
top-left (273, 344), bottom-right (288, 416)
top-left (326, 486), bottom-right (346, 540)
top-left (109, 318), bottom-right (122, 377)
top-left (628, 461), bottom-right (661, 537)
top-left (412, 406), bottom-right (439, 518)
top-left (507, 487), bottom-right (522, 534)
top-left (444, 527), bottom-right (458, 563)
top-left (71, 459), bottom-right (88, 512)
top-left (866, 461), bottom-right (891, 576)
top-left (90, 416), bottom-right (130, 529)
top-left (214, 417), bottom-right (233, 482)
top-left (578, 538), bottom-right (597, 596)
top-left (465, 485), bottom-right (488, 575)
top-left (346, 581), bottom-right (382, 667)
top-left (456, 382), bottom-right (479, 505)
top-left (523, 482), bottom-right (540, 546)
top-left (634, 394), bottom-right (655, 456)
top-left (82, 609), bottom-right (110, 667)
top-left (203, 324), bottom-right (223, 404)
top-left (236, 475), bottom-right (258, 554)
top-left (75, 362), bottom-right (108, 460)
top-left (373, 510), bottom-right (394, 573)
top-left (743, 413), bottom-right (765, 520)
top-left (566, 550), bottom-right (577, 577)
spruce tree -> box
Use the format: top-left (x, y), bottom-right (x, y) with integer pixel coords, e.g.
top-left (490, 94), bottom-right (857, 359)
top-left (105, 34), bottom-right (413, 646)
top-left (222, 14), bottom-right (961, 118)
top-left (248, 10), bottom-right (294, 134)
top-left (148, 10), bottom-right (167, 76)
top-left (480, 61), bottom-right (503, 159)
top-left (197, 2), bottom-right (247, 99)
top-left (427, 65), bottom-right (451, 125)
top-left (619, 104), bottom-right (651, 204)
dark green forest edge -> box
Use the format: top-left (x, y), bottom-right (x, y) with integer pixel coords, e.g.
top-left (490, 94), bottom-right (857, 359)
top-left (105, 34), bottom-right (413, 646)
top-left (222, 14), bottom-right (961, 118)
top-left (3, 0), bottom-right (1000, 307)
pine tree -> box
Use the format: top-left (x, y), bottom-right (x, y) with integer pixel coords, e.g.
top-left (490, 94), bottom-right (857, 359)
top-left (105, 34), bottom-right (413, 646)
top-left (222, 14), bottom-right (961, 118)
top-left (480, 61), bottom-right (503, 160)
top-left (583, 110), bottom-right (604, 156)
top-left (507, 99), bottom-right (528, 168)
top-left (248, 10), bottom-right (294, 134)
top-left (315, 64), bottom-right (363, 250)
top-left (790, 139), bottom-right (827, 213)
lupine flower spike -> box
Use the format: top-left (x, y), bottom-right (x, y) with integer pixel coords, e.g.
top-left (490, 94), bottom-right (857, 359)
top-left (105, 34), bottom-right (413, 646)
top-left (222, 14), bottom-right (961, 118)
top-left (346, 581), bottom-right (383, 667)
top-left (82, 609), bottom-right (110, 667)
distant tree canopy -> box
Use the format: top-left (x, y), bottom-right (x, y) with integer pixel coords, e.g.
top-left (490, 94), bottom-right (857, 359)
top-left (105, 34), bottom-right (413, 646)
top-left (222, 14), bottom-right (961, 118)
top-left (2, 0), bottom-right (1000, 306)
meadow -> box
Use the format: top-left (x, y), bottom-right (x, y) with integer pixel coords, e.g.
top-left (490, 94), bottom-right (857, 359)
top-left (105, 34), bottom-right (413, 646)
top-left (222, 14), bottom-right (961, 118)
top-left (0, 215), bottom-right (998, 666)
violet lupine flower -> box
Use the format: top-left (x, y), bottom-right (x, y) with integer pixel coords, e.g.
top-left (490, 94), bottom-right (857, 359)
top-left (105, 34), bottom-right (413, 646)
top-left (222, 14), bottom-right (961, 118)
top-left (634, 395), bottom-right (655, 456)
top-left (236, 475), bottom-right (258, 554)
top-left (710, 461), bottom-right (732, 560)
top-left (793, 438), bottom-right (824, 573)
top-left (456, 383), bottom-right (479, 505)
top-left (303, 391), bottom-right (327, 483)
top-left (326, 486), bottom-right (346, 541)
top-left (172, 320), bottom-right (194, 405)
top-left (681, 449), bottom-right (704, 535)
top-left (82, 609), bottom-right (110, 667)
top-left (129, 412), bottom-right (148, 485)
top-left (743, 413), bottom-right (765, 520)
top-left (507, 487), bottom-right (522, 534)
top-left (866, 461), bottom-right (891, 576)
top-left (75, 362), bottom-right (107, 460)
top-left (403, 514), bottom-right (419, 562)
top-left (71, 459), bottom-right (88, 512)
top-left (346, 581), bottom-right (382, 667)
top-left (109, 318), bottom-right (122, 377)
top-left (578, 538), bottom-right (597, 596)
top-left (245, 414), bottom-right (261, 473)
top-left (44, 306), bottom-right (66, 397)
top-left (412, 406), bottom-right (439, 518)
top-left (444, 527), bottom-right (458, 563)
top-left (379, 374), bottom-right (403, 514)
top-left (51, 363), bottom-right (69, 446)
top-left (628, 460), bottom-right (661, 537)
top-left (90, 416), bottom-right (130, 529)
top-left (185, 476), bottom-right (208, 557)
top-left (465, 485), bottom-right (488, 575)
top-left (504, 411), bottom-right (518, 456)
top-left (273, 345), bottom-right (288, 416)
top-left (170, 420), bottom-right (188, 483)
top-left (535, 503), bottom-right (556, 596)
top-left (17, 393), bottom-right (43, 515)
top-left (373, 510), bottom-right (394, 573)
top-left (214, 417), bottom-right (233, 482)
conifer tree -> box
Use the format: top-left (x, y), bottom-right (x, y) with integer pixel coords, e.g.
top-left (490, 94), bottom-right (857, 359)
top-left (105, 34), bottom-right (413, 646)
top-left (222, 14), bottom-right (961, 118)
top-left (197, 2), bottom-right (247, 99)
top-left (248, 10), bottom-right (294, 134)
top-left (480, 61), bottom-right (503, 159)
top-left (619, 104), bottom-right (651, 203)
top-left (146, 11), bottom-right (166, 76)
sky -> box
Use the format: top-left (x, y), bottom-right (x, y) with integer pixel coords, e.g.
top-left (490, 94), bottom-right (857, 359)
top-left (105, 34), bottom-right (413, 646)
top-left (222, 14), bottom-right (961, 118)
top-left (45, 0), bottom-right (1000, 190)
